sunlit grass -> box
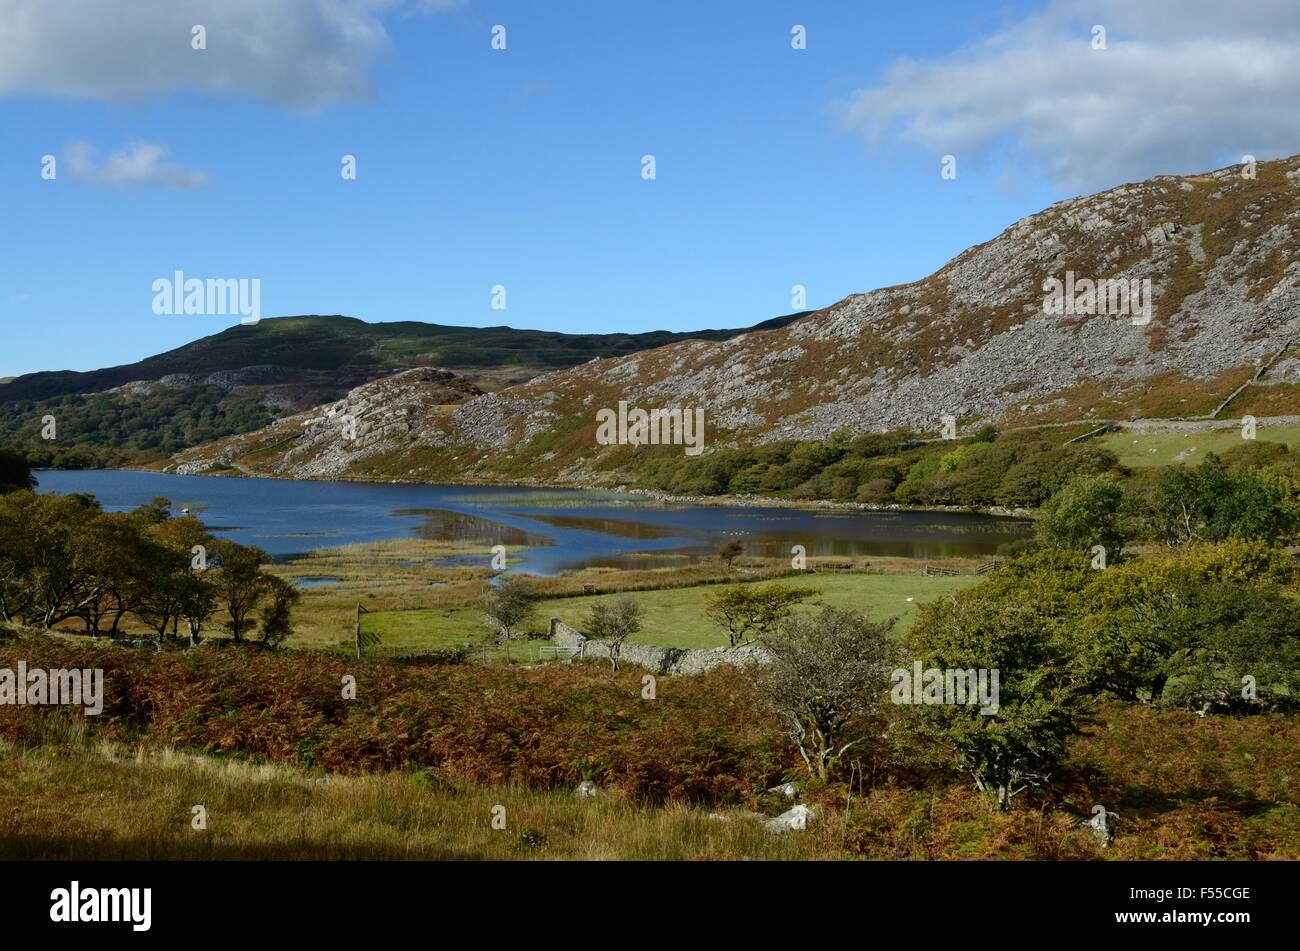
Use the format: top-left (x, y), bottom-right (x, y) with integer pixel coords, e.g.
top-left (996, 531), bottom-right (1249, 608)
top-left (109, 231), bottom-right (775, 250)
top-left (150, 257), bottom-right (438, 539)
top-left (361, 571), bottom-right (979, 654)
top-left (1101, 422), bottom-right (1300, 468)
top-left (0, 739), bottom-right (823, 860)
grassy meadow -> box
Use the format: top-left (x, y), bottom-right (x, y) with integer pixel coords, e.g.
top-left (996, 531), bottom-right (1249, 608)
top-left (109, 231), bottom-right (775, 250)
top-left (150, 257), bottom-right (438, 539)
top-left (1100, 422), bottom-right (1300, 469)
top-left (260, 536), bottom-right (983, 657)
top-left (361, 572), bottom-right (978, 656)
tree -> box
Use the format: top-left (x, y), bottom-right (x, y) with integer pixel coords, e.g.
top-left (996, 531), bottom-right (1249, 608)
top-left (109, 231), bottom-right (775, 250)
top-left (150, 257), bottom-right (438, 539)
top-left (584, 596), bottom-right (645, 671)
top-left (0, 493), bottom-right (35, 622)
top-left (0, 490), bottom-right (102, 627)
top-left (211, 540), bottom-right (269, 642)
top-left (1036, 473), bottom-right (1135, 560)
top-left (718, 539), bottom-right (744, 569)
top-left (904, 562), bottom-right (1091, 810)
top-left (1069, 541), bottom-right (1300, 709)
top-left (72, 512), bottom-right (154, 635)
top-left (758, 607), bottom-right (897, 780)
top-left (149, 514), bottom-right (217, 645)
top-left (483, 575), bottom-right (539, 643)
top-left (177, 570), bottom-right (219, 647)
top-left (0, 448), bottom-right (35, 494)
top-left (1148, 455), bottom-right (1297, 546)
top-left (1158, 581), bottom-right (1300, 712)
top-left (704, 582), bottom-right (820, 647)
top-left (131, 541), bottom-right (191, 640)
top-left (133, 497), bottom-right (174, 525)
top-left (256, 574), bottom-right (300, 648)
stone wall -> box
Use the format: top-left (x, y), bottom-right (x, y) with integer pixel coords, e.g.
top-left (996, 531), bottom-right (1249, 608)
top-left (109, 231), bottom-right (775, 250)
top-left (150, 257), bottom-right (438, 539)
top-left (548, 618), bottom-right (770, 675)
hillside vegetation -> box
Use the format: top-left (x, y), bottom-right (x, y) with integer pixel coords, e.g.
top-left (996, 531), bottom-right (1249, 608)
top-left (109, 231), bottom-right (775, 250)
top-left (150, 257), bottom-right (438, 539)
top-left (170, 155), bottom-right (1300, 488)
top-left (1, 312), bottom-right (806, 468)
top-left (1, 643), bottom-right (1295, 860)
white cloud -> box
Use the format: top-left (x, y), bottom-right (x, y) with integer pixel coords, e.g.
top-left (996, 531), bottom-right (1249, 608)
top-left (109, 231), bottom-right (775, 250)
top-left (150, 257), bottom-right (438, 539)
top-left (0, 0), bottom-right (434, 109)
top-left (833, 0), bottom-right (1300, 190)
top-left (63, 141), bottom-right (210, 191)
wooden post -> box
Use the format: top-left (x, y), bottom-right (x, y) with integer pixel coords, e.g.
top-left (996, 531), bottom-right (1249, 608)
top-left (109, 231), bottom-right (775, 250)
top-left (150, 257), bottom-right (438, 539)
top-left (354, 603), bottom-right (363, 661)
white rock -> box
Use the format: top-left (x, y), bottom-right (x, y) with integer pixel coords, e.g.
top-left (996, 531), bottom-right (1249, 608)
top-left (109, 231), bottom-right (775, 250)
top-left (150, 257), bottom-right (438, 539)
top-left (765, 804), bottom-right (814, 834)
top-left (575, 780), bottom-right (604, 799)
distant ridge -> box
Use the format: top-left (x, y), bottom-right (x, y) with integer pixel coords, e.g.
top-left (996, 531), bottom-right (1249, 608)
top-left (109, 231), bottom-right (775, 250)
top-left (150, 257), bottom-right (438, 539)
top-left (1, 311), bottom-right (812, 404)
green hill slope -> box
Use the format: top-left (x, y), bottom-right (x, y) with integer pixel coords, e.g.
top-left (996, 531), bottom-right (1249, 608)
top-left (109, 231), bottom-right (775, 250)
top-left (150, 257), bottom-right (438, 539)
top-left (1, 312), bottom-right (808, 468)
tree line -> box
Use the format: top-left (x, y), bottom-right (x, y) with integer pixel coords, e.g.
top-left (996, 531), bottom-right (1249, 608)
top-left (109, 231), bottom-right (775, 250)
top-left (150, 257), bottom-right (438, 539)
top-left (0, 480), bottom-right (298, 647)
top-left (0, 386), bottom-right (274, 469)
top-left (633, 425), bottom-right (1300, 525)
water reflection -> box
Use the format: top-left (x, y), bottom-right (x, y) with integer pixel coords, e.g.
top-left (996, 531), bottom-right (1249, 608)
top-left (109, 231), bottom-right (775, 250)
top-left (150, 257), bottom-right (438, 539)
top-left (394, 508), bottom-right (547, 547)
top-left (35, 470), bottom-right (1032, 576)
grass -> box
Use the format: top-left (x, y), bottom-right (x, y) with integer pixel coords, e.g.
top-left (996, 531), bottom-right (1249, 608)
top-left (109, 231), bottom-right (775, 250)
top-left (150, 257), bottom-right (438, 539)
top-left (57, 525), bottom-right (983, 658)
top-left (0, 739), bottom-right (821, 860)
top-left (262, 537), bottom-right (504, 646)
top-left (360, 571), bottom-right (980, 658)
top-left (4, 700), bottom-right (1297, 860)
top-left (1101, 423), bottom-right (1300, 468)
top-left (249, 528), bottom-right (986, 657)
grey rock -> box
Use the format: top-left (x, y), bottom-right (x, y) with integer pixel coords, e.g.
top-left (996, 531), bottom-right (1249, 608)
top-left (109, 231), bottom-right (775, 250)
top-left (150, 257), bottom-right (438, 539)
top-left (765, 804), bottom-right (813, 834)
top-left (1080, 807), bottom-right (1117, 848)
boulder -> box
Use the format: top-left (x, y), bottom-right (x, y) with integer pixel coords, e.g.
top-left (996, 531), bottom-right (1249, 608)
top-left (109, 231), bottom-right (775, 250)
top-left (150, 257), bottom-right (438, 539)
top-left (765, 804), bottom-right (814, 834)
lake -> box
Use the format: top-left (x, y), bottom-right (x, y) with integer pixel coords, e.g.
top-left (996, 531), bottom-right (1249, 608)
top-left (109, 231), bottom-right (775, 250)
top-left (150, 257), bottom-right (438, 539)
top-left (34, 470), bottom-right (1031, 575)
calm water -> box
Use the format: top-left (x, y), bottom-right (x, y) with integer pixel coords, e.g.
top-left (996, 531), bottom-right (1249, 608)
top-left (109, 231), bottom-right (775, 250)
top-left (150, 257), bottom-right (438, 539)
top-left (35, 470), bottom-right (1030, 575)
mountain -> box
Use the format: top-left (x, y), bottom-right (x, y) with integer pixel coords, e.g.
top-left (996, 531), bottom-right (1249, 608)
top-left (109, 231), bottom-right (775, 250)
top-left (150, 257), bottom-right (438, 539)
top-left (1, 311), bottom-right (808, 466)
top-left (1, 312), bottom-right (812, 403)
top-left (170, 155), bottom-right (1300, 487)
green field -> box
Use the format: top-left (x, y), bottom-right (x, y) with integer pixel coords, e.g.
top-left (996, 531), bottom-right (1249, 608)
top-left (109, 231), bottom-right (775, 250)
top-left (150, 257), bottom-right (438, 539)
top-left (1101, 422), bottom-right (1300, 468)
top-left (362, 572), bottom-right (979, 659)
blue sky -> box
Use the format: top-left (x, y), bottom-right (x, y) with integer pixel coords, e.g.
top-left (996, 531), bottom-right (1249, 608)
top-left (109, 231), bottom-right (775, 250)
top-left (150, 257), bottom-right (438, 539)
top-left (3, 0), bottom-right (1300, 377)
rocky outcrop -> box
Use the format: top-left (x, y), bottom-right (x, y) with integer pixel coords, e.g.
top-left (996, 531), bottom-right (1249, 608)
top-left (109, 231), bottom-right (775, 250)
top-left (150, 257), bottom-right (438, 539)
top-left (108, 365), bottom-right (285, 398)
top-left (172, 367), bottom-right (482, 478)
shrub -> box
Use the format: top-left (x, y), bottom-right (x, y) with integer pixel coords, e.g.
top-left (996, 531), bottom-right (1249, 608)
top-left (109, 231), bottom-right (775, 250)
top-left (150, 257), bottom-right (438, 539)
top-left (1035, 473), bottom-right (1136, 560)
top-left (584, 595), bottom-right (645, 671)
top-left (856, 478), bottom-right (895, 504)
top-left (703, 583), bottom-right (821, 647)
top-left (758, 607), bottom-right (897, 780)
top-left (0, 642), bottom-right (792, 807)
top-left (483, 575), bottom-right (540, 641)
top-left (1147, 454), bottom-right (1297, 546)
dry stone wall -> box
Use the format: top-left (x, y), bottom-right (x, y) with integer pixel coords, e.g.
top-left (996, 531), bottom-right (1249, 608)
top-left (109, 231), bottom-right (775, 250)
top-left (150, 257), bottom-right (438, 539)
top-left (548, 619), bottom-right (770, 675)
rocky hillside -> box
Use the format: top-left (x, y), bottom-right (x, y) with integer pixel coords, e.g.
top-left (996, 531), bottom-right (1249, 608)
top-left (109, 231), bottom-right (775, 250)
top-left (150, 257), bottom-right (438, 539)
top-left (174, 367), bottom-right (483, 479)
top-left (173, 155), bottom-right (1300, 485)
top-left (3, 312), bottom-right (807, 467)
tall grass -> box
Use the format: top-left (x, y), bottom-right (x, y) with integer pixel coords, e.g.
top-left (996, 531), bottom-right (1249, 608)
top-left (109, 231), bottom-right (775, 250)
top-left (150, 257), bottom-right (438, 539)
top-left (0, 739), bottom-right (822, 860)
